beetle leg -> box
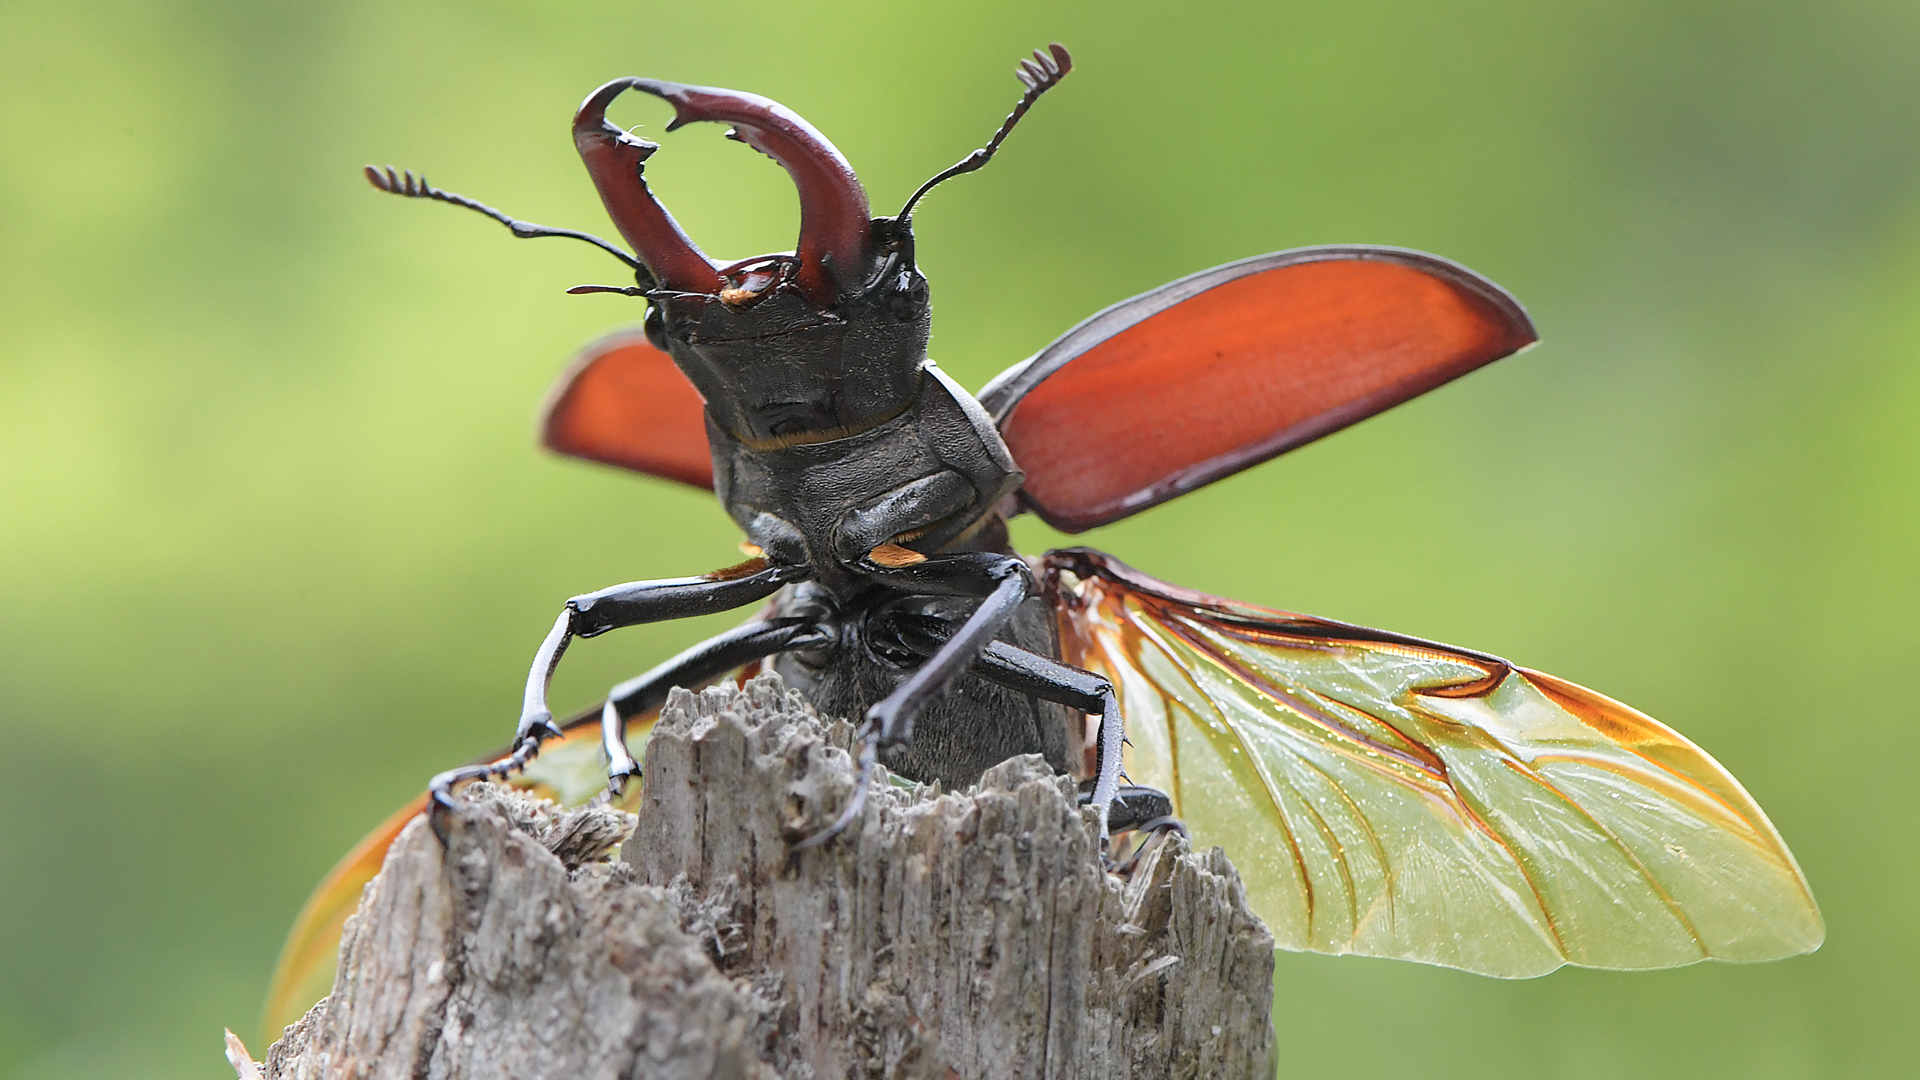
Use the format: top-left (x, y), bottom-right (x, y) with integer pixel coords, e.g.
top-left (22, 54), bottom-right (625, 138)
top-left (597, 617), bottom-right (829, 794)
top-left (795, 553), bottom-right (1032, 849)
top-left (1078, 783), bottom-right (1180, 836)
top-left (523, 559), bottom-right (809, 743)
top-left (973, 641), bottom-right (1188, 871)
top-left (1106, 813), bottom-right (1191, 876)
top-left (961, 639), bottom-right (1144, 855)
top-left (428, 558), bottom-right (810, 832)
top-left (830, 614), bottom-right (1166, 861)
top-left (425, 741), bottom-right (553, 845)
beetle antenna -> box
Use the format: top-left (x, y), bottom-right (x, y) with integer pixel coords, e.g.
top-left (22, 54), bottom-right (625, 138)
top-left (896, 43), bottom-right (1073, 222)
top-left (364, 165), bottom-right (649, 276)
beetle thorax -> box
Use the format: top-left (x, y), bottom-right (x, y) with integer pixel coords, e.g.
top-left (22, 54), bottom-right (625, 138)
top-left (708, 362), bottom-right (1023, 586)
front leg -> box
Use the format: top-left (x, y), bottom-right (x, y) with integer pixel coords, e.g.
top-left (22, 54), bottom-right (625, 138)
top-left (795, 552), bottom-right (1032, 848)
top-left (429, 557), bottom-right (809, 824)
top-left (599, 616), bottom-right (828, 793)
top-left (517, 558), bottom-right (808, 741)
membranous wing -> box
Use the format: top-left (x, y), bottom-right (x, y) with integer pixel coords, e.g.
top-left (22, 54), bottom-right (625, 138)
top-left (1045, 549), bottom-right (1822, 977)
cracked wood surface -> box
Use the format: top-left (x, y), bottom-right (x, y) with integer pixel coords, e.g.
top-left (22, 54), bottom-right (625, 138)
top-left (261, 674), bottom-right (1276, 1079)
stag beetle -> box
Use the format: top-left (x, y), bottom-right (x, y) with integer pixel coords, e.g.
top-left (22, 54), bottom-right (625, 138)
top-left (369, 46), bottom-right (1162, 845)
top-left (349, 44), bottom-right (1822, 978)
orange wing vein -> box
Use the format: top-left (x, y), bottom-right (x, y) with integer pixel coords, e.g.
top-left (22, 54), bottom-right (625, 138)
top-left (1046, 548), bottom-right (1822, 977)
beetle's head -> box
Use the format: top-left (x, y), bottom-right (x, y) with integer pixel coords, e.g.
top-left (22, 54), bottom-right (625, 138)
top-left (571, 49), bottom-right (1068, 445)
top-left (572, 78), bottom-right (937, 440)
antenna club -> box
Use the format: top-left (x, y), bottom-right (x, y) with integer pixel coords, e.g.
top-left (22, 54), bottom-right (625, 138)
top-left (896, 42), bottom-right (1075, 222)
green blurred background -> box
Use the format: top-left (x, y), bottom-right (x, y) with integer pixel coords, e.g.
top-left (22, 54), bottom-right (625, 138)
top-left (2, 0), bottom-right (1914, 1076)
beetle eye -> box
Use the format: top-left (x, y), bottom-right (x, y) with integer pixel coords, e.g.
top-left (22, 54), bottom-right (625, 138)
top-left (643, 304), bottom-right (669, 351)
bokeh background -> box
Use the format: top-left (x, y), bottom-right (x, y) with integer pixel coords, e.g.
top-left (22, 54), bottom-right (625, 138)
top-left (2, 1), bottom-right (1915, 1076)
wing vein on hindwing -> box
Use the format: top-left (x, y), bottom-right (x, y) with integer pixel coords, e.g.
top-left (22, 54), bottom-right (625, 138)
top-left (1133, 581), bottom-right (1581, 961)
top-left (1046, 548), bottom-right (1824, 977)
top-left (1129, 607), bottom-right (1325, 924)
top-left (1167, 606), bottom-right (1446, 940)
top-left (1469, 729), bottom-right (1708, 955)
top-left (1212, 639), bottom-right (1410, 937)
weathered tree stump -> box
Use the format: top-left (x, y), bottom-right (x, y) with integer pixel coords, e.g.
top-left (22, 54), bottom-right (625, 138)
top-left (260, 674), bottom-right (1276, 1079)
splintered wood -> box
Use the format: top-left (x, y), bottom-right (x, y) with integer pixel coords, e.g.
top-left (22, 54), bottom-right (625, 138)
top-left (261, 674), bottom-right (1275, 1079)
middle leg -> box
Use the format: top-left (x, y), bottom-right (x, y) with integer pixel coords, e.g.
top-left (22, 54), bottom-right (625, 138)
top-left (597, 616), bottom-right (828, 794)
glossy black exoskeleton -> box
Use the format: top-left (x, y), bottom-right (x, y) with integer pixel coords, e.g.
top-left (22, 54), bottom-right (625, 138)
top-left (373, 47), bottom-right (1153, 844)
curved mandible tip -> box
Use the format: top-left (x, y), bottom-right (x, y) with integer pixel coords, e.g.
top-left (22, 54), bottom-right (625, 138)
top-left (626, 79), bottom-right (872, 306)
top-left (573, 79), bottom-right (723, 294)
